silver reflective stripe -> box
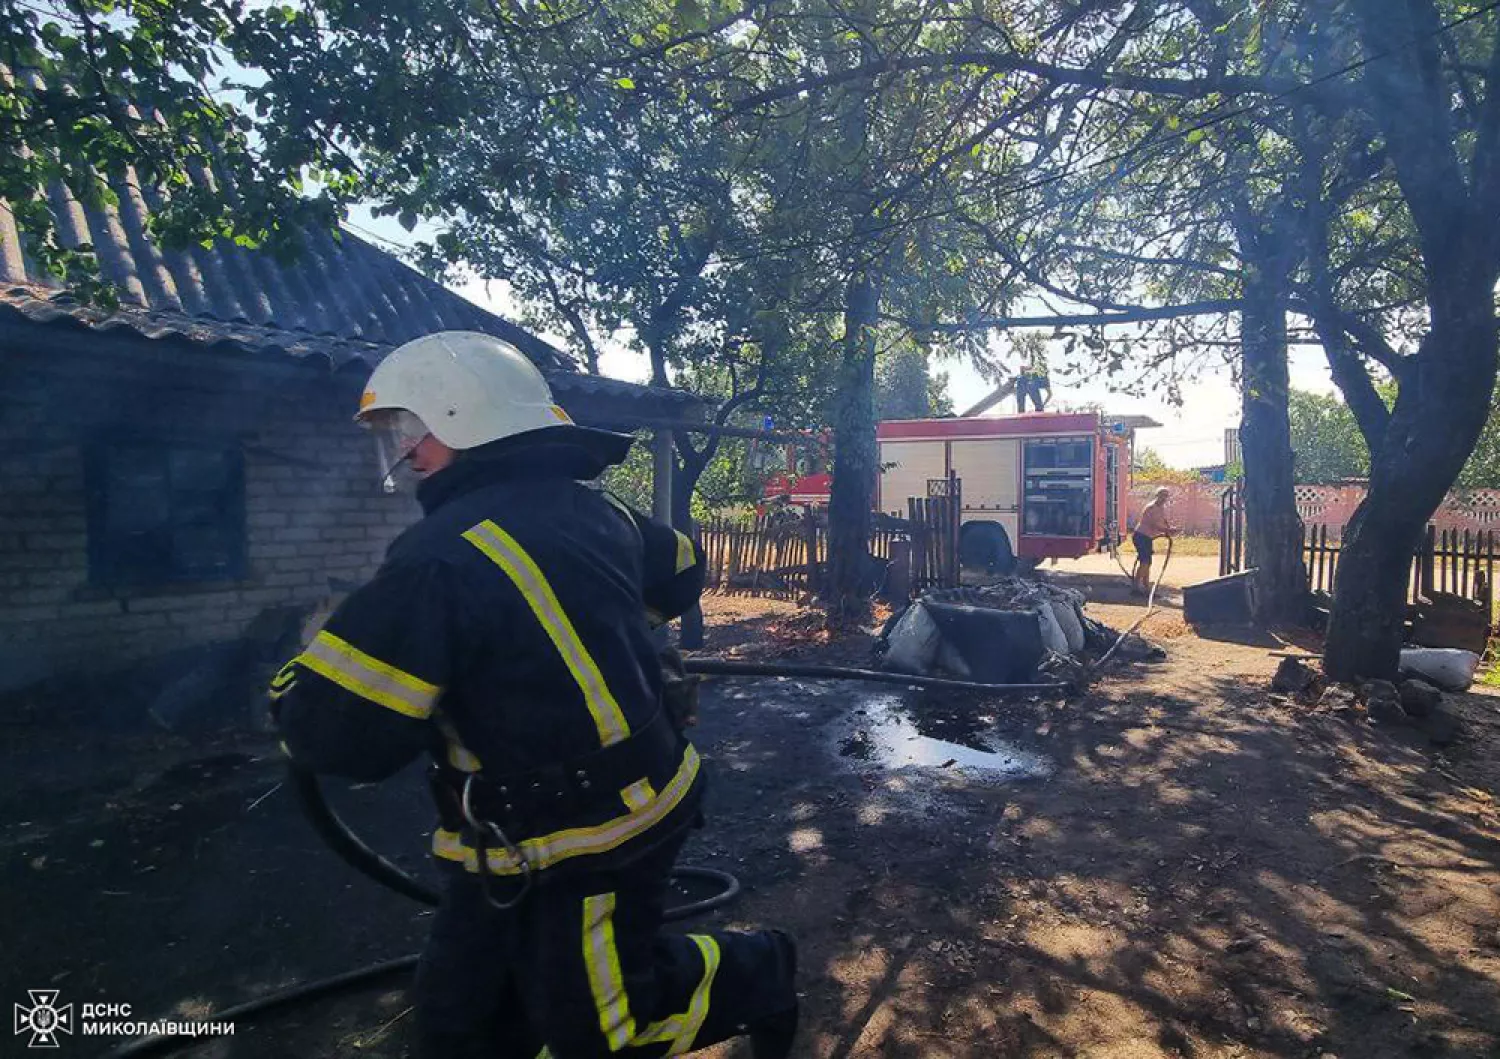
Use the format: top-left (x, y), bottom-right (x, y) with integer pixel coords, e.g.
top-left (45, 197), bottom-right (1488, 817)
top-left (461, 520), bottom-right (630, 746)
top-left (298, 631), bottom-right (440, 718)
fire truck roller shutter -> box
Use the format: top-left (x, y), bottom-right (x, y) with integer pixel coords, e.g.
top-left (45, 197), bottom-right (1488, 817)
top-left (959, 520), bottom-right (1016, 575)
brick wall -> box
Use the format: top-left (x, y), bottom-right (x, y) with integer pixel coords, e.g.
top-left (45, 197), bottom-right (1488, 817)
top-left (0, 340), bottom-right (418, 690)
top-left (1126, 481), bottom-right (1500, 542)
top-left (1127, 483), bottom-right (1229, 537)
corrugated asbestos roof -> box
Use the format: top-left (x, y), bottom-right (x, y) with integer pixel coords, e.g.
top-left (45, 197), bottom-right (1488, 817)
top-left (0, 70), bottom-right (698, 410)
top-left (0, 280), bottom-right (691, 410)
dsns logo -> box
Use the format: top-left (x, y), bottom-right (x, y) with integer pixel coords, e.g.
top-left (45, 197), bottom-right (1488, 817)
top-left (13, 990), bottom-right (73, 1048)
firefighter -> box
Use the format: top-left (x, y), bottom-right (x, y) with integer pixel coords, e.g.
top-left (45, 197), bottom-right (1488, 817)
top-left (1014, 349), bottom-right (1051, 413)
top-left (269, 331), bottom-right (798, 1059)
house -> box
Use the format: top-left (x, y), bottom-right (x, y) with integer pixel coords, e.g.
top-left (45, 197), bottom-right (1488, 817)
top-left (0, 191), bottom-right (702, 702)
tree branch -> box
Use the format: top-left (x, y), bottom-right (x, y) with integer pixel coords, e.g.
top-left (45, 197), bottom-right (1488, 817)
top-left (895, 299), bottom-right (1241, 334)
top-left (729, 52), bottom-right (1299, 114)
top-left (1473, 11), bottom-right (1500, 240)
top-left (1332, 308), bottom-right (1407, 375)
top-left (1053, 241), bottom-right (1238, 277)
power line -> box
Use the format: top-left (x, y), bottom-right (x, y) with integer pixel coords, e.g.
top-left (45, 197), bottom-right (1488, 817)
top-left (343, 219), bottom-right (417, 252)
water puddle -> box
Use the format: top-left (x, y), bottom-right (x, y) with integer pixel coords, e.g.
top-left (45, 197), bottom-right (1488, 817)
top-left (834, 694), bottom-right (1053, 779)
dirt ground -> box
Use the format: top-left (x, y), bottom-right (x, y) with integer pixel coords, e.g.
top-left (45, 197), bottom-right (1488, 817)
top-left (6, 568), bottom-right (1500, 1058)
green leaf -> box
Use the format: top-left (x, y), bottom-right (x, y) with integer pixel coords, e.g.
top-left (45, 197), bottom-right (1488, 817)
top-left (616, 77), bottom-right (636, 90)
top-left (1244, 18), bottom-right (1264, 58)
top-left (674, 0), bottom-right (707, 32)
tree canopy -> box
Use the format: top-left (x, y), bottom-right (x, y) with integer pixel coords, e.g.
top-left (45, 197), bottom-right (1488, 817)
top-left (8, 0), bottom-right (1498, 668)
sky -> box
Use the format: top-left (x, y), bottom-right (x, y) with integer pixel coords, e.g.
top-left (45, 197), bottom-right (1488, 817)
top-left (349, 207), bottom-right (1342, 470)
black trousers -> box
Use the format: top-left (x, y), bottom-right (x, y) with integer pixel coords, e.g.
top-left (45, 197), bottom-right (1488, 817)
top-left (413, 832), bottom-right (795, 1058)
top-left (1015, 376), bottom-right (1047, 412)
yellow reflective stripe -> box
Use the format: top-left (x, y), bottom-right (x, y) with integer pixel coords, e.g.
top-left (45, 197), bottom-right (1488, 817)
top-left (598, 935), bottom-right (719, 1054)
top-left (268, 662), bottom-right (298, 701)
top-left (631, 1017), bottom-right (684, 1047)
top-left (583, 893), bottom-right (636, 1050)
top-left (448, 744), bottom-right (481, 772)
top-left (297, 631), bottom-right (440, 719)
top-left (462, 520), bottom-right (630, 747)
top-left (673, 530), bottom-right (697, 574)
top-left (620, 778), bottom-right (654, 813)
top-left (435, 717), bottom-right (482, 773)
top-left (673, 935), bottom-right (722, 1054)
top-left (432, 745), bottom-right (700, 875)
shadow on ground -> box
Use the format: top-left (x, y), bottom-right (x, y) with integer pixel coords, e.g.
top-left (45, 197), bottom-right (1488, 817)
top-left (4, 618), bottom-right (1500, 1058)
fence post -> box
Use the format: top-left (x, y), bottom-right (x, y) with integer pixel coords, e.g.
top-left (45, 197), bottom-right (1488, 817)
top-left (1420, 523), bottom-right (1436, 599)
top-left (1470, 529), bottom-right (1479, 598)
top-left (1220, 485), bottom-right (1234, 576)
top-left (1487, 530), bottom-right (1496, 625)
top-left (803, 509), bottom-right (820, 602)
top-left (888, 539), bottom-right (912, 601)
top-left (950, 475), bottom-right (962, 587)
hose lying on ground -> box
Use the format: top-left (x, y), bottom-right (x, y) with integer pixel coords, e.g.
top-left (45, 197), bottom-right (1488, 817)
top-left (108, 769), bottom-right (741, 1058)
top-left (1093, 536), bottom-right (1173, 671)
top-left (684, 657), bottom-right (1067, 693)
top-left (110, 657), bottom-right (1072, 1056)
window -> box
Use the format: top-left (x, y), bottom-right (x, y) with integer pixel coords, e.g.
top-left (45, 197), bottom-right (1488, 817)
top-left (1022, 437), bottom-right (1095, 538)
top-left (86, 439), bottom-right (247, 586)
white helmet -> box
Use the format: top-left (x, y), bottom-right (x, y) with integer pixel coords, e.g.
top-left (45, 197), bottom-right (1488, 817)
top-left (359, 331), bottom-right (574, 446)
top-left (357, 331), bottom-right (629, 490)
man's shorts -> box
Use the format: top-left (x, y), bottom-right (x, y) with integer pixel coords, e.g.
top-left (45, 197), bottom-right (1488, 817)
top-left (1132, 531), bottom-right (1154, 563)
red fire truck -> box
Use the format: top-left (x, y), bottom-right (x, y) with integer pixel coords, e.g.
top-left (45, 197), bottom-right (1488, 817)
top-left (763, 412), bottom-right (1147, 573)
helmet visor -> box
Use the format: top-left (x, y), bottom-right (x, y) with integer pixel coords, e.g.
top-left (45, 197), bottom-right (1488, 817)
top-left (363, 409), bottom-right (432, 493)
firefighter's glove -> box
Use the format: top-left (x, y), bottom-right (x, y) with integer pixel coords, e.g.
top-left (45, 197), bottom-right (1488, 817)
top-left (267, 660), bottom-right (299, 724)
top-left (659, 645), bottom-right (702, 732)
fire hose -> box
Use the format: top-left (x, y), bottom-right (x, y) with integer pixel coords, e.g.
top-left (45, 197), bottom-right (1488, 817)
top-left (109, 660), bottom-right (1058, 1057)
top-left (1095, 536), bottom-right (1173, 670)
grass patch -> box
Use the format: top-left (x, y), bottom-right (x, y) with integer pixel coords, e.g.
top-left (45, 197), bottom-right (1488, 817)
top-left (1120, 534), bottom-right (1222, 558)
top-left (1481, 639), bottom-right (1500, 688)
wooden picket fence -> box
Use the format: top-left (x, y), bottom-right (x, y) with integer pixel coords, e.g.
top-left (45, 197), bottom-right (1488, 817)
top-left (699, 483), bottom-right (962, 601)
top-left (1303, 524), bottom-right (1498, 613)
top-left (699, 513), bottom-right (822, 599)
top-left (904, 491), bottom-right (961, 594)
top-left (1219, 482), bottom-right (1246, 578)
top-left (1219, 483), bottom-right (1498, 613)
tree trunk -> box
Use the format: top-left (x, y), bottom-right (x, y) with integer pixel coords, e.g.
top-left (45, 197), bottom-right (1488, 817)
top-left (1238, 259), bottom-right (1307, 624)
top-left (826, 271), bottom-right (881, 623)
top-left (670, 451), bottom-right (707, 651)
top-left (1324, 269), bottom-right (1498, 680)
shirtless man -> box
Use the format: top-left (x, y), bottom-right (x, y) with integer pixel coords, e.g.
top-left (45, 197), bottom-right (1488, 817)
top-left (1131, 487), bottom-right (1177, 594)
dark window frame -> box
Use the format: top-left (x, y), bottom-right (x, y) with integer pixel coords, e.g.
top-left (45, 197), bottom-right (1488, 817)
top-left (84, 435), bottom-right (249, 588)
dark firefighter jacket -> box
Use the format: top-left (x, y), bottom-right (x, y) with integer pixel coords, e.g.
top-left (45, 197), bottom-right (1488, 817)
top-left (270, 434), bottom-right (706, 882)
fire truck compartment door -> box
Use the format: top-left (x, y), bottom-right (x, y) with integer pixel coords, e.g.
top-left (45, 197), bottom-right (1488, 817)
top-left (949, 438), bottom-right (1020, 513)
top-left (878, 440), bottom-right (948, 515)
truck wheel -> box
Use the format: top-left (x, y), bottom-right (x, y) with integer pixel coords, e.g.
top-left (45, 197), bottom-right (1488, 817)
top-left (959, 522), bottom-right (1016, 576)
